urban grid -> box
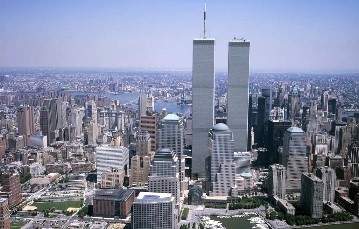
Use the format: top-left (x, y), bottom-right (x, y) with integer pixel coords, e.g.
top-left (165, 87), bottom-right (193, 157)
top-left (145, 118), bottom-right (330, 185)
top-left (0, 2), bottom-right (359, 229)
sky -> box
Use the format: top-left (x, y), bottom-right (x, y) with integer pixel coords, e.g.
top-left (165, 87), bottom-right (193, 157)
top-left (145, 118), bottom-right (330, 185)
top-left (0, 0), bottom-right (359, 72)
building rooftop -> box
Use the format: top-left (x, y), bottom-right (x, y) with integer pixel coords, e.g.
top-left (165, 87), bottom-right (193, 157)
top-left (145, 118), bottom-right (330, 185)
top-left (287, 127), bottom-right (304, 133)
top-left (213, 123), bottom-right (230, 131)
top-left (135, 192), bottom-right (173, 203)
top-left (163, 113), bottom-right (180, 121)
top-left (94, 188), bottom-right (134, 201)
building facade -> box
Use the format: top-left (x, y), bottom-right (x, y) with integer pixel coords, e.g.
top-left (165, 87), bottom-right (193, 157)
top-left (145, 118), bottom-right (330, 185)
top-left (132, 192), bottom-right (177, 229)
top-left (315, 166), bottom-right (336, 203)
top-left (227, 39), bottom-right (250, 152)
top-left (96, 145), bottom-right (129, 184)
top-left (282, 127), bottom-right (308, 193)
top-left (0, 198), bottom-right (10, 229)
top-left (300, 173), bottom-right (324, 219)
top-left (268, 164), bottom-right (286, 199)
top-left (207, 123), bottom-right (236, 196)
top-left (192, 38), bottom-right (215, 178)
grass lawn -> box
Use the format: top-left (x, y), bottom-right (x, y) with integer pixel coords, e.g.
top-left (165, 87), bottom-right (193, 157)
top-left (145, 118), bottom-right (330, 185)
top-left (11, 221), bottom-right (27, 229)
top-left (31, 201), bottom-right (82, 211)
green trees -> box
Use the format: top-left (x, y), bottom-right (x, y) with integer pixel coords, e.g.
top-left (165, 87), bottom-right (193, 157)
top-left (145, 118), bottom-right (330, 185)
top-left (228, 197), bottom-right (261, 210)
top-left (181, 208), bottom-right (189, 220)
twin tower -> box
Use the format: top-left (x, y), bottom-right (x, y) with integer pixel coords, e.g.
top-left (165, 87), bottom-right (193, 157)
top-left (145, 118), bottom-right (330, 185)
top-left (192, 37), bottom-right (250, 178)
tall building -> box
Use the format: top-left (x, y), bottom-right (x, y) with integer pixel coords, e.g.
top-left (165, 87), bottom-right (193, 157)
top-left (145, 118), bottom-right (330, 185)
top-left (300, 173), bottom-right (324, 219)
top-left (315, 166), bottom-right (336, 203)
top-left (17, 105), bottom-right (35, 146)
top-left (148, 149), bottom-right (180, 204)
top-left (227, 38), bottom-right (250, 152)
top-left (138, 92), bottom-right (155, 118)
top-left (192, 37), bottom-right (215, 178)
top-left (158, 114), bottom-right (185, 195)
top-left (207, 123), bottom-right (236, 196)
top-left (282, 127), bottom-right (308, 193)
top-left (140, 114), bottom-right (159, 152)
top-left (268, 164), bottom-right (286, 199)
top-left (267, 120), bottom-right (292, 164)
top-left (130, 131), bottom-right (152, 187)
top-left (132, 192), bottom-right (177, 229)
top-left (95, 145), bottom-right (129, 185)
top-left (0, 198), bottom-right (10, 229)
top-left (85, 100), bottom-right (98, 124)
top-left (0, 173), bottom-right (21, 208)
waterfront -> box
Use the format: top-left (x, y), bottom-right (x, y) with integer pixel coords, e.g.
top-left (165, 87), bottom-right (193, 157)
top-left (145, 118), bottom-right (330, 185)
top-left (71, 91), bottom-right (191, 115)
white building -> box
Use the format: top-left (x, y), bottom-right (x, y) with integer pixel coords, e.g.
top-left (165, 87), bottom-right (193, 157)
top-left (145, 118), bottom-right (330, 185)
top-left (227, 38), bottom-right (250, 151)
top-left (208, 123), bottom-right (236, 196)
top-left (315, 166), bottom-right (336, 203)
top-left (132, 192), bottom-right (177, 229)
top-left (148, 149), bottom-right (180, 204)
top-left (192, 38), bottom-right (215, 178)
top-left (158, 114), bottom-right (185, 195)
top-left (268, 164), bottom-right (286, 199)
top-left (95, 145), bottom-right (129, 184)
top-left (30, 163), bottom-right (45, 177)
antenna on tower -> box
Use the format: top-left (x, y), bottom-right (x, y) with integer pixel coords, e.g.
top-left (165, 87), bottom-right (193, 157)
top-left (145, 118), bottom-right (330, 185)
top-left (203, 3), bottom-right (207, 38)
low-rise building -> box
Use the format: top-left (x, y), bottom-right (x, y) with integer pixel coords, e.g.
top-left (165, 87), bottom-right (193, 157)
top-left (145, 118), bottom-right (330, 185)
top-left (93, 188), bottom-right (135, 218)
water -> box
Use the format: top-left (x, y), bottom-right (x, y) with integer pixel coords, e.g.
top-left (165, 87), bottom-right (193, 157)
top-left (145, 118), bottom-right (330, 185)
top-left (71, 92), bottom-right (191, 115)
top-left (209, 215), bottom-right (358, 229)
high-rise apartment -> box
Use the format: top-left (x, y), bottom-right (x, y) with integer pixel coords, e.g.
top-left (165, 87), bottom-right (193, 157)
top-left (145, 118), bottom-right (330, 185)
top-left (132, 192), bottom-right (177, 229)
top-left (282, 127), bottom-right (308, 193)
top-left (0, 173), bottom-right (21, 208)
top-left (0, 198), bottom-right (10, 229)
top-left (300, 173), bottom-right (324, 219)
top-left (207, 123), bottom-right (236, 196)
top-left (227, 38), bottom-right (250, 152)
top-left (268, 164), bottom-right (286, 199)
top-left (192, 37), bottom-right (215, 178)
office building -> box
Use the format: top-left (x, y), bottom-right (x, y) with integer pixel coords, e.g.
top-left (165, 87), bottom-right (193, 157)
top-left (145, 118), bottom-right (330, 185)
top-left (192, 37), bottom-right (215, 178)
top-left (132, 192), bottom-right (177, 229)
top-left (148, 149), bottom-right (180, 204)
top-left (139, 92), bottom-right (155, 118)
top-left (300, 173), bottom-right (324, 218)
top-left (96, 145), bottom-right (129, 184)
top-left (17, 105), bottom-right (35, 146)
top-left (93, 188), bottom-right (135, 218)
top-left (267, 120), bottom-right (292, 164)
top-left (282, 127), bottom-right (308, 193)
top-left (101, 169), bottom-right (125, 189)
top-left (315, 166), bottom-right (336, 203)
top-left (208, 123), bottom-right (236, 196)
top-left (140, 114), bottom-right (159, 152)
top-left (349, 144), bottom-right (359, 178)
top-left (158, 114), bottom-right (185, 195)
top-left (268, 164), bottom-right (286, 199)
top-left (0, 198), bottom-right (10, 229)
top-left (130, 131), bottom-right (152, 187)
top-left (227, 38), bottom-right (250, 152)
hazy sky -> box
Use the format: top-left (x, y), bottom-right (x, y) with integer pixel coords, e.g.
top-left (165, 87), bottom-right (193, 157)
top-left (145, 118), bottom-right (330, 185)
top-left (1, 0), bottom-right (359, 72)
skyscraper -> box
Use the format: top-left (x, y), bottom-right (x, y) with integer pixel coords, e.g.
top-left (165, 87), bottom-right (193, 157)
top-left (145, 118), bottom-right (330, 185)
top-left (207, 123), bottom-right (236, 196)
top-left (132, 192), bottom-right (177, 229)
top-left (17, 105), bottom-right (35, 146)
top-left (227, 38), bottom-right (250, 152)
top-left (282, 127), bottom-right (308, 193)
top-left (148, 149), bottom-right (180, 204)
top-left (192, 37), bottom-right (215, 178)
top-left (268, 164), bottom-right (286, 199)
top-left (130, 131), bottom-right (152, 187)
top-left (300, 173), bottom-right (324, 219)
top-left (315, 166), bottom-right (336, 203)
top-left (95, 145), bottom-right (129, 185)
top-left (158, 114), bottom-right (185, 195)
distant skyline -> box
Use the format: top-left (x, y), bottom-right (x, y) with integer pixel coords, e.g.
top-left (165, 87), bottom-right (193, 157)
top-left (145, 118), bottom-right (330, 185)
top-left (1, 0), bottom-right (359, 72)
